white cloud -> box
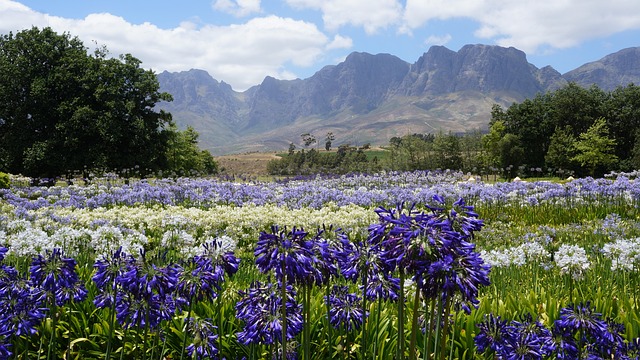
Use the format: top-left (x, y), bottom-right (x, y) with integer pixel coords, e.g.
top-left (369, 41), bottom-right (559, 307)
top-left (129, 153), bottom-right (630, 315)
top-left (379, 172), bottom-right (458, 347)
top-left (0, 1), bottom-right (329, 91)
top-left (402, 0), bottom-right (640, 54)
top-left (213, 0), bottom-right (262, 17)
top-left (326, 34), bottom-right (353, 50)
top-left (287, 0), bottom-right (403, 34)
top-left (424, 34), bottom-right (451, 46)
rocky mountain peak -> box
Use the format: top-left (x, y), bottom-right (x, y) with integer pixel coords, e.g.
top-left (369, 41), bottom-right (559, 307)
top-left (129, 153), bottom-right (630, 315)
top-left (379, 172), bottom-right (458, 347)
top-left (157, 44), bottom-right (640, 155)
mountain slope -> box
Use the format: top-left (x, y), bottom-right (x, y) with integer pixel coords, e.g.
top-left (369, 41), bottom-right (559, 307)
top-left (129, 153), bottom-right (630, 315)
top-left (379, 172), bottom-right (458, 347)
top-left (157, 44), bottom-right (640, 155)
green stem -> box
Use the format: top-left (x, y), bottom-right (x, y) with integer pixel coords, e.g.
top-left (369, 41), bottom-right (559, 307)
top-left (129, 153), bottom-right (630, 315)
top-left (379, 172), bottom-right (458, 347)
top-left (409, 288), bottom-right (420, 360)
top-left (425, 296), bottom-right (436, 360)
top-left (373, 296), bottom-right (382, 360)
top-left (180, 294), bottom-right (196, 360)
top-left (325, 285), bottom-right (333, 353)
top-left (397, 272), bottom-right (405, 360)
top-left (361, 269), bottom-right (368, 359)
top-left (281, 261), bottom-right (288, 360)
top-left (105, 290), bottom-right (117, 360)
top-left (438, 296), bottom-right (451, 360)
top-left (47, 302), bottom-right (57, 360)
top-left (432, 295), bottom-right (444, 360)
top-left (303, 286), bottom-right (311, 360)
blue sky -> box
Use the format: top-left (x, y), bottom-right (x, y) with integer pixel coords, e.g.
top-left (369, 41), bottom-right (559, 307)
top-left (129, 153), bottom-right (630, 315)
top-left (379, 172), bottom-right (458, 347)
top-left (1, 0), bottom-right (640, 91)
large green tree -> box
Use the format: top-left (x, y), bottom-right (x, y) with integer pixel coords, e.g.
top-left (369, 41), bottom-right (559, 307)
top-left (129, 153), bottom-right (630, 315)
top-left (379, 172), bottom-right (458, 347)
top-left (571, 117), bottom-right (618, 177)
top-left (0, 27), bottom-right (175, 177)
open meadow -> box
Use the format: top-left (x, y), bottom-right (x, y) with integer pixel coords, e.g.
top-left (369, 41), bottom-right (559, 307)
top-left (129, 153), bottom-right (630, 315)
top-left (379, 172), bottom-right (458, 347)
top-left (1, 170), bottom-right (640, 359)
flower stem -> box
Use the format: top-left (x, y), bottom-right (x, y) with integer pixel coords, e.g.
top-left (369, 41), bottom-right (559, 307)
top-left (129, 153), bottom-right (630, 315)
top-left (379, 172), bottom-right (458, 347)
top-left (180, 294), bottom-right (196, 360)
top-left (409, 287), bottom-right (420, 360)
top-left (281, 261), bottom-right (288, 360)
top-left (397, 271), bottom-right (405, 360)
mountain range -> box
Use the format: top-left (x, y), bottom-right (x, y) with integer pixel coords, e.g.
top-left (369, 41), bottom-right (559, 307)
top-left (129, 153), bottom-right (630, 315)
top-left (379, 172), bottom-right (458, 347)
top-left (156, 44), bottom-right (640, 155)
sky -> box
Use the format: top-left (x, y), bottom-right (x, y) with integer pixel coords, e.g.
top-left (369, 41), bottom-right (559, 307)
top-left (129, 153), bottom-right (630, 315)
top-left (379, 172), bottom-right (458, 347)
top-left (1, 0), bottom-right (640, 91)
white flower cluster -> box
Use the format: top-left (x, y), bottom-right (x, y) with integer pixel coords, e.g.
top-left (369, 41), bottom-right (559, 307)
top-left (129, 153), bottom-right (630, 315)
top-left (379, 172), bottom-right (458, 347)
top-left (161, 229), bottom-right (196, 257)
top-left (480, 240), bottom-right (551, 268)
top-left (89, 225), bottom-right (145, 258)
top-left (602, 238), bottom-right (640, 271)
top-left (554, 244), bottom-right (590, 280)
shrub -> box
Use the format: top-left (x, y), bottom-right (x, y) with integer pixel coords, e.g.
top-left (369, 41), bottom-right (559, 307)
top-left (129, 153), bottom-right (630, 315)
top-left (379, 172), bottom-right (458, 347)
top-left (0, 172), bottom-right (9, 189)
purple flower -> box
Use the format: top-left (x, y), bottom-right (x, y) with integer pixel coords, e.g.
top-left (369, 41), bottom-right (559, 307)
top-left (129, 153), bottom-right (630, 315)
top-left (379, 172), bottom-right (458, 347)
top-left (29, 248), bottom-right (87, 306)
top-left (92, 247), bottom-right (134, 309)
top-left (176, 256), bottom-right (219, 304)
top-left (255, 226), bottom-right (316, 285)
top-left (0, 342), bottom-right (11, 360)
top-left (235, 281), bottom-right (303, 345)
top-left (0, 278), bottom-right (47, 338)
top-left (326, 285), bottom-right (367, 331)
top-left (185, 317), bottom-right (218, 360)
top-left (555, 302), bottom-right (608, 340)
top-left (475, 314), bottom-right (513, 355)
top-left (201, 236), bottom-right (241, 282)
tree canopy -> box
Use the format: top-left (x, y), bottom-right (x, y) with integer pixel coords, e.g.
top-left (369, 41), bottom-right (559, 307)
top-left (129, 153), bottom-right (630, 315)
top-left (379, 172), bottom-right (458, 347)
top-left (487, 82), bottom-right (640, 177)
top-left (0, 27), bottom-right (216, 178)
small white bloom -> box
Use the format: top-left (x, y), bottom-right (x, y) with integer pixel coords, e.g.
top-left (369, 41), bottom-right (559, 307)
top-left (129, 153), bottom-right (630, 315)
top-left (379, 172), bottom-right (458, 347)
top-left (554, 244), bottom-right (590, 280)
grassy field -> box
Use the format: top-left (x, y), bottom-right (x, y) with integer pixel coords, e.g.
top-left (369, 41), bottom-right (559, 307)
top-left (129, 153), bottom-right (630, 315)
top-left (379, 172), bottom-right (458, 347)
top-left (215, 152), bottom-right (282, 176)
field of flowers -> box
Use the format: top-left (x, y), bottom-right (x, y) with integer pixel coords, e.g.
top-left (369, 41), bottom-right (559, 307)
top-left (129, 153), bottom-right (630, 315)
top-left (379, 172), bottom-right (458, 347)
top-left (2, 170), bottom-right (640, 359)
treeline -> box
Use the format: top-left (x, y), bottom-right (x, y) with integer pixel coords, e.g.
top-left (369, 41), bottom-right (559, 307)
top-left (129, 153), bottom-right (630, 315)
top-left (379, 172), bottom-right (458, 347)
top-left (489, 82), bottom-right (640, 178)
top-left (270, 82), bottom-right (640, 178)
top-left (267, 132), bottom-right (485, 176)
top-left (0, 27), bottom-right (217, 180)
top-left (267, 143), bottom-right (381, 175)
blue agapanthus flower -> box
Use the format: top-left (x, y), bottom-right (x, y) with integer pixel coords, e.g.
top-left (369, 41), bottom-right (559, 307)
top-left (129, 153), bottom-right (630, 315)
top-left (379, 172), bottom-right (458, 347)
top-left (0, 342), bottom-right (11, 360)
top-left (185, 317), bottom-right (218, 360)
top-left (176, 256), bottom-right (219, 304)
top-left (201, 236), bottom-right (241, 282)
top-left (0, 279), bottom-right (47, 337)
top-left (92, 247), bottom-right (134, 309)
top-left (236, 281), bottom-right (303, 345)
top-left (255, 226), bottom-right (317, 285)
top-left (325, 285), bottom-right (367, 331)
top-left (474, 314), bottom-right (513, 355)
top-left (29, 248), bottom-right (87, 306)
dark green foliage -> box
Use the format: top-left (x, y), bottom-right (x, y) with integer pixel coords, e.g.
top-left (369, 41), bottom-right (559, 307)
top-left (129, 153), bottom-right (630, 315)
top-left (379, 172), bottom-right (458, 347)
top-left (0, 172), bottom-right (8, 189)
top-left (487, 82), bottom-right (640, 177)
top-left (165, 124), bottom-right (218, 176)
top-left (0, 27), bottom-right (187, 178)
top-left (386, 132), bottom-right (482, 172)
top-left (267, 146), bottom-right (380, 175)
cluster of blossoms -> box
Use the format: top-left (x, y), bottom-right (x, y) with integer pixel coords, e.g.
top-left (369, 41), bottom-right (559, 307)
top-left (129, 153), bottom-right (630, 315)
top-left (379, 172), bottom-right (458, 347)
top-left (475, 302), bottom-right (640, 359)
top-left (554, 244), bottom-right (591, 280)
top-left (0, 246), bottom-right (86, 358)
top-left (602, 237), bottom-right (640, 271)
top-left (92, 236), bottom-right (240, 358)
top-left (5, 171), bottom-right (640, 213)
top-left (368, 197), bottom-right (491, 313)
top-left (480, 238), bottom-right (551, 268)
top-left (234, 195), bottom-right (492, 359)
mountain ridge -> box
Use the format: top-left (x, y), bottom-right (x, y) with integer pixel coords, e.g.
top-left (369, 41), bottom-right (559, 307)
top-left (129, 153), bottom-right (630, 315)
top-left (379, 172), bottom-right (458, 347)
top-left (156, 44), bottom-right (640, 155)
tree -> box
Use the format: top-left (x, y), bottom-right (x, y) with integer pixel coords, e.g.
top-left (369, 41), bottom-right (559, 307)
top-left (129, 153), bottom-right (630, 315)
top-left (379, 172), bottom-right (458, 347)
top-left (571, 117), bottom-right (618, 176)
top-left (499, 134), bottom-right (524, 179)
top-left (433, 132), bottom-right (462, 170)
top-left (325, 132), bottom-right (335, 151)
top-left (166, 125), bottom-right (218, 176)
top-left (545, 126), bottom-right (576, 172)
top-left (482, 120), bottom-right (506, 171)
top-left (301, 133), bottom-right (316, 148)
top-left (0, 27), bottom-right (174, 177)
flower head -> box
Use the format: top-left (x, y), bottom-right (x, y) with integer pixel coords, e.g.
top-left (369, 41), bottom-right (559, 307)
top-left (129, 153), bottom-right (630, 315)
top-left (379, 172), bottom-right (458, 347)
top-left (326, 285), bottom-right (367, 331)
top-left (185, 317), bottom-right (218, 360)
top-left (236, 281), bottom-right (303, 345)
top-left (29, 248), bottom-right (87, 306)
